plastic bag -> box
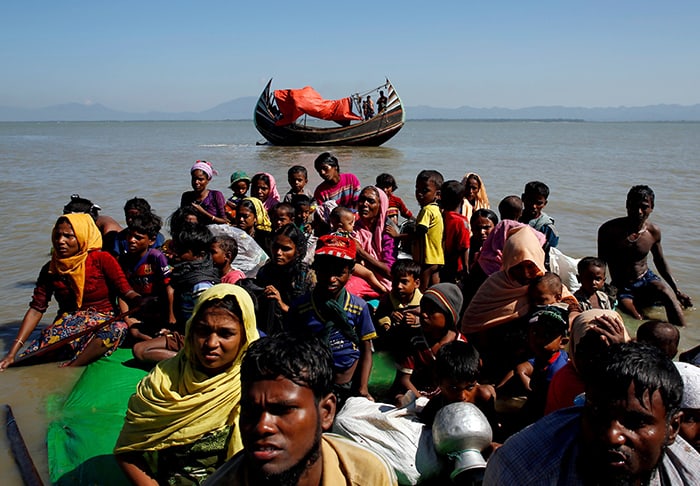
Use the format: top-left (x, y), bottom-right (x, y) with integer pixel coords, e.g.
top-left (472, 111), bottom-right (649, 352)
top-left (332, 396), bottom-right (444, 485)
top-left (549, 247), bottom-right (581, 293)
top-left (208, 224), bottom-right (268, 278)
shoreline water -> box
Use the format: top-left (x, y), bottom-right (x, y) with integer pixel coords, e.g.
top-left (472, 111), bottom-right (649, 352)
top-left (1, 120), bottom-right (698, 484)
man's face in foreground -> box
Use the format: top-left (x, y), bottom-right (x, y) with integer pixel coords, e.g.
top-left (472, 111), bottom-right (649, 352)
top-left (580, 382), bottom-right (681, 484)
top-left (240, 376), bottom-right (336, 484)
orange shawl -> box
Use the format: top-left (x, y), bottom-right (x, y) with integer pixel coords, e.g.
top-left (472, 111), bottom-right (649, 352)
top-left (49, 213), bottom-right (103, 308)
top-left (461, 226), bottom-right (546, 334)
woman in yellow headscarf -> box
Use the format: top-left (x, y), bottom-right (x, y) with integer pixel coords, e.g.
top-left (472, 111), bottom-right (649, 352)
top-left (115, 283), bottom-right (260, 485)
top-left (0, 213), bottom-right (140, 370)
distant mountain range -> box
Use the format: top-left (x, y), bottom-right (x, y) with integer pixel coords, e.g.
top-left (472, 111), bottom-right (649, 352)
top-left (1, 97), bottom-right (700, 122)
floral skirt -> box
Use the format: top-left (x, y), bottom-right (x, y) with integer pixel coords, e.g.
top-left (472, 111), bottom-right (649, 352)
top-left (18, 310), bottom-right (127, 365)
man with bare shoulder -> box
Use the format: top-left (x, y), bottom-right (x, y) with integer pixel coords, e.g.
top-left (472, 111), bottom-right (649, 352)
top-left (597, 185), bottom-right (692, 326)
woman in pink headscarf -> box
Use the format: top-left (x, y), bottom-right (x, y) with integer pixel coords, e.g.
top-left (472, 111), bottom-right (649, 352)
top-left (346, 186), bottom-right (395, 299)
top-left (180, 160), bottom-right (227, 224)
top-left (250, 172), bottom-right (281, 211)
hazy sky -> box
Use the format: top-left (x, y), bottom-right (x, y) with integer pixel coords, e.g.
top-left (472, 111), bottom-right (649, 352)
top-left (2, 1), bottom-right (699, 112)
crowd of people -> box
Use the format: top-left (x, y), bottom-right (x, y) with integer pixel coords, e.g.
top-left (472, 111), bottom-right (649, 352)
top-left (1, 151), bottom-right (698, 485)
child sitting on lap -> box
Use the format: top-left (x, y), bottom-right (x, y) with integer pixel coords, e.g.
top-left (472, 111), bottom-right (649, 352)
top-left (374, 260), bottom-right (422, 353)
top-left (330, 206), bottom-right (388, 295)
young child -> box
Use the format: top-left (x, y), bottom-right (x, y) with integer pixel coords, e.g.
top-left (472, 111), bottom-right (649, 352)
top-left (330, 206), bottom-right (388, 295)
top-left (574, 257), bottom-right (613, 311)
top-left (270, 202), bottom-right (295, 232)
top-left (636, 319), bottom-right (680, 359)
top-left (313, 152), bottom-right (361, 209)
top-left (413, 170), bottom-right (445, 291)
top-left (112, 197), bottom-right (165, 257)
top-left (497, 195), bottom-right (524, 222)
top-left (285, 235), bottom-right (376, 403)
top-left (374, 259), bottom-right (423, 342)
top-left (329, 205), bottom-right (355, 237)
top-left (225, 170), bottom-right (251, 220)
top-left (439, 180), bottom-right (470, 285)
top-left (283, 165), bottom-right (314, 202)
top-left (291, 195), bottom-right (314, 234)
top-left (117, 214), bottom-right (175, 341)
top-left (519, 181), bottom-right (559, 249)
top-left (376, 172), bottom-right (413, 224)
top-left (132, 223), bottom-right (220, 363)
top-left (419, 341), bottom-right (497, 429)
top-left (528, 272), bottom-right (565, 307)
top-left (211, 234), bottom-right (245, 285)
top-left (510, 307), bottom-right (570, 424)
top-left (393, 283), bottom-right (464, 402)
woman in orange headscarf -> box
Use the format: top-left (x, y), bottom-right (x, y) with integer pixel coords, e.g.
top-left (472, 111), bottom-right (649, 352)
top-left (0, 213), bottom-right (140, 370)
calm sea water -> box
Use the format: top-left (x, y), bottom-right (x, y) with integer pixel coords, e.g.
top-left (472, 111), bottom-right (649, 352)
top-left (1, 120), bottom-right (699, 483)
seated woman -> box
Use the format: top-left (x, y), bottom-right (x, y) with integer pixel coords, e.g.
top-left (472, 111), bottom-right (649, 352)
top-left (233, 197), bottom-right (272, 256)
top-left (460, 226), bottom-right (577, 382)
top-left (180, 160), bottom-right (228, 225)
top-left (254, 223), bottom-right (314, 334)
top-left (114, 284), bottom-right (260, 485)
top-left (0, 213), bottom-right (140, 370)
top-left (346, 186), bottom-right (396, 299)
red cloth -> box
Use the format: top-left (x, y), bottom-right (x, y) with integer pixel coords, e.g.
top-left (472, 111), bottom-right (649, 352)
top-left (316, 234), bottom-right (356, 260)
top-left (388, 195), bottom-right (413, 219)
top-left (443, 211), bottom-right (471, 273)
top-left (30, 251), bottom-right (133, 315)
top-left (544, 362), bottom-right (584, 415)
top-left (274, 87), bottom-right (362, 126)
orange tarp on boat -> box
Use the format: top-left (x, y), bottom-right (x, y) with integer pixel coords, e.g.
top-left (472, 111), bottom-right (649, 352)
top-left (274, 86), bottom-right (363, 126)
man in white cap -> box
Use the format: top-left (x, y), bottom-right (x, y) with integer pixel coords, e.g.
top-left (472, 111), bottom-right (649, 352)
top-left (675, 362), bottom-right (700, 452)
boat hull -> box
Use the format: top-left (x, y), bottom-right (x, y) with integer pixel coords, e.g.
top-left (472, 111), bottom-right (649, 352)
top-left (254, 80), bottom-right (405, 146)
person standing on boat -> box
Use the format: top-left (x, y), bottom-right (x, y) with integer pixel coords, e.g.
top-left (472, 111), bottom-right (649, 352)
top-left (598, 185), bottom-right (692, 326)
top-left (377, 90), bottom-right (388, 113)
top-left (363, 95), bottom-right (375, 120)
top-left (180, 160), bottom-right (228, 225)
top-left (0, 213), bottom-right (141, 370)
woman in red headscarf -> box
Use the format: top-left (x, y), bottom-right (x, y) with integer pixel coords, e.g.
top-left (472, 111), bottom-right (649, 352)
top-left (0, 213), bottom-right (140, 370)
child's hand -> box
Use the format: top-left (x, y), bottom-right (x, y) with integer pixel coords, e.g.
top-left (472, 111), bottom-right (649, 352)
top-left (385, 224), bottom-right (400, 238)
top-left (403, 313), bottom-right (419, 326)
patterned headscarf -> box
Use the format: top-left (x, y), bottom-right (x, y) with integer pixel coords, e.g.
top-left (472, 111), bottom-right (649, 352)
top-left (191, 160), bottom-right (218, 180)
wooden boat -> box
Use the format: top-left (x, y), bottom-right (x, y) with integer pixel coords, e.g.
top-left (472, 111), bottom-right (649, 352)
top-left (254, 79), bottom-right (405, 146)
